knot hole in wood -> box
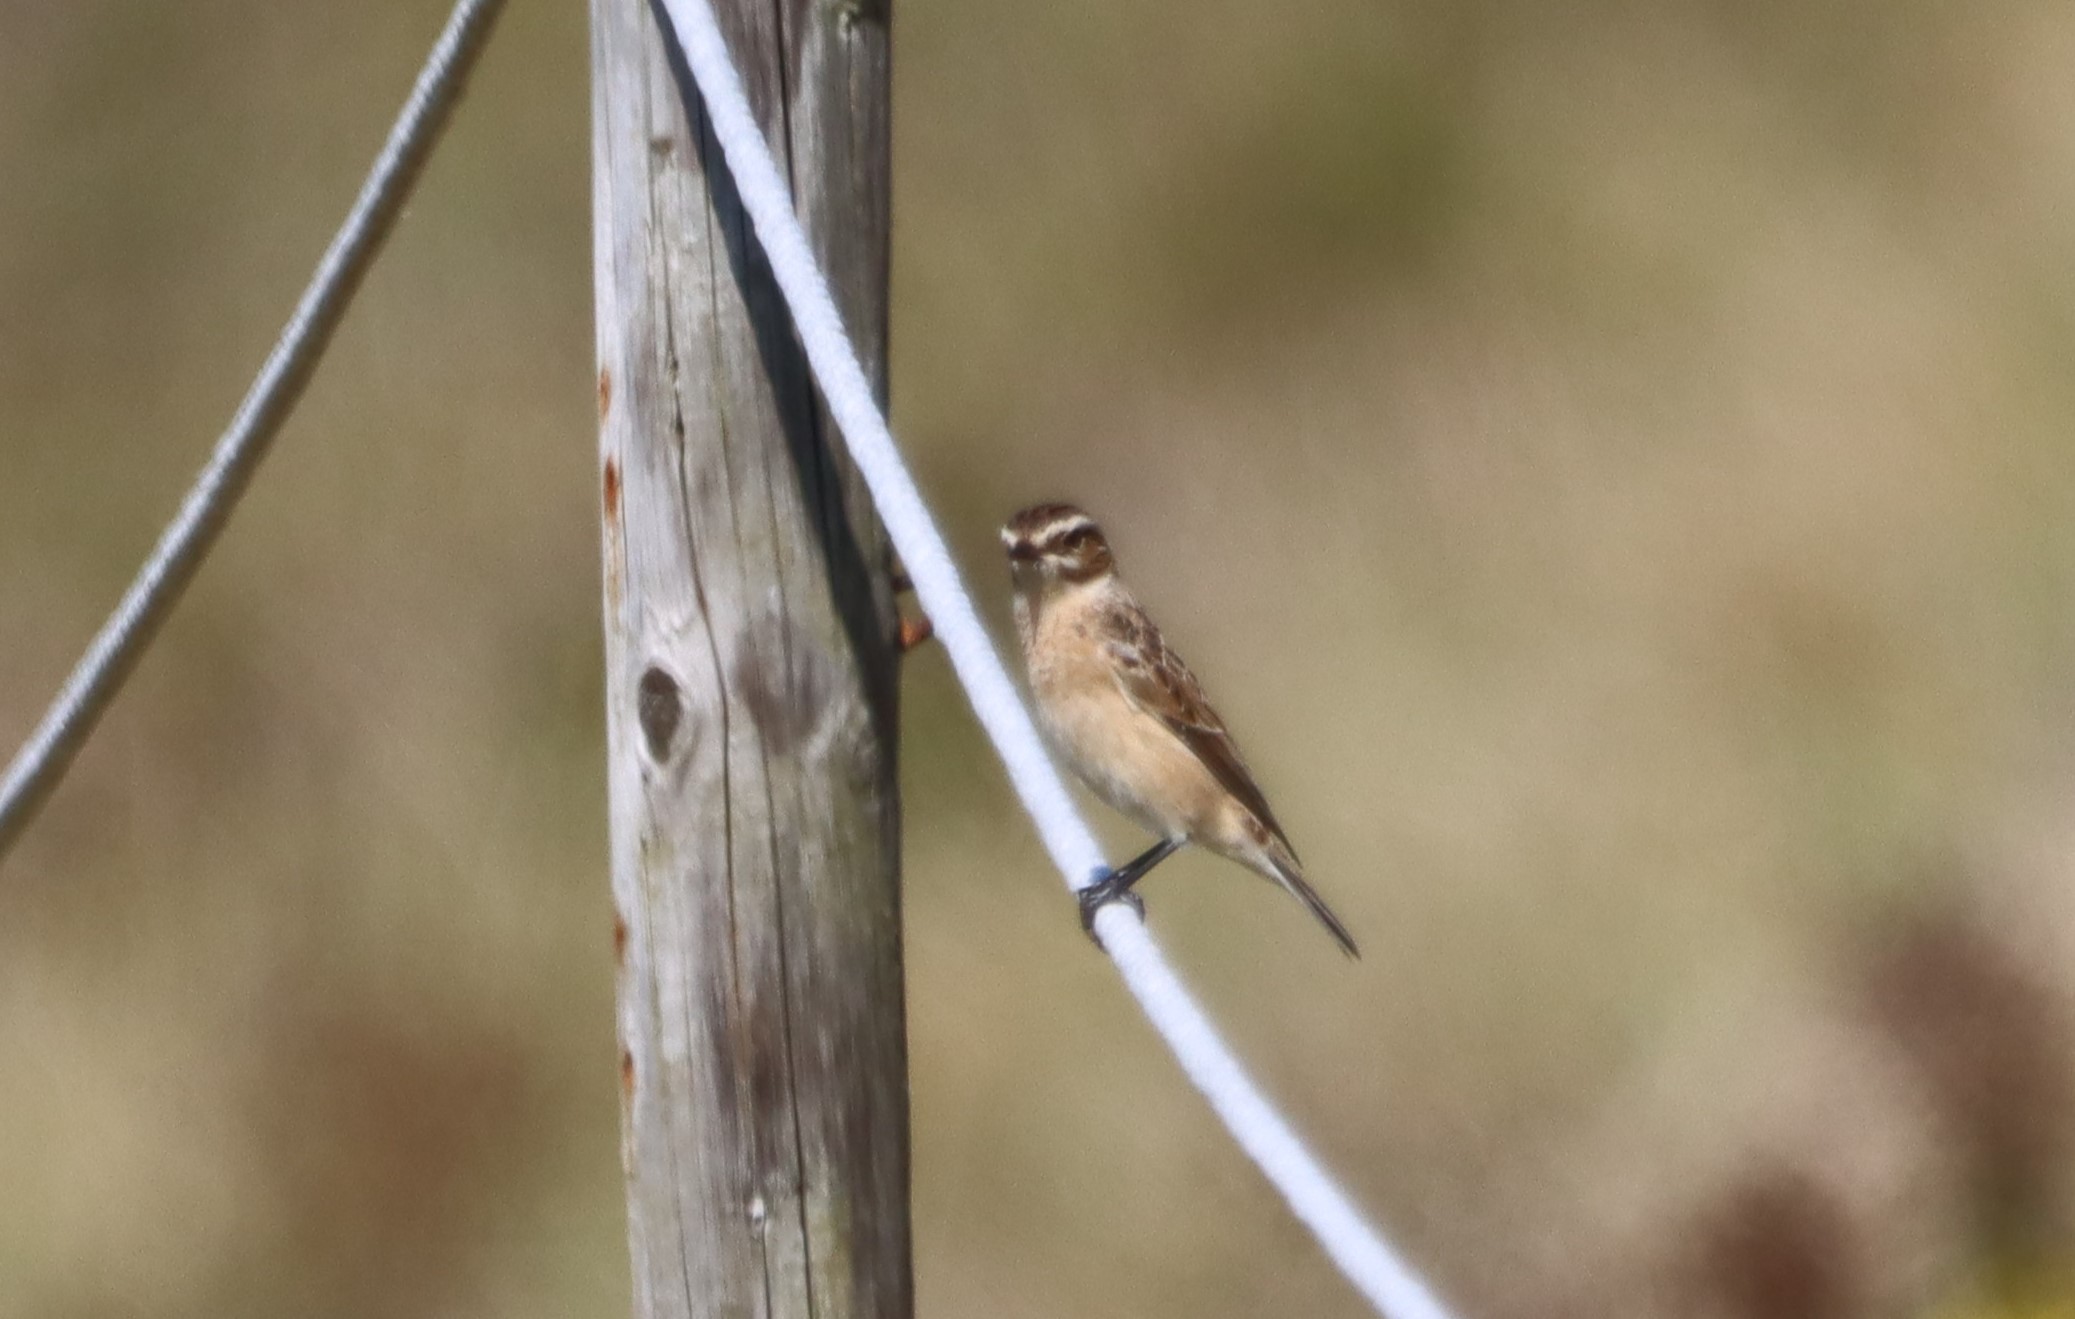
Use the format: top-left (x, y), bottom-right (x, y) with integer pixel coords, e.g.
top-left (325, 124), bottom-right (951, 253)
top-left (637, 664), bottom-right (684, 762)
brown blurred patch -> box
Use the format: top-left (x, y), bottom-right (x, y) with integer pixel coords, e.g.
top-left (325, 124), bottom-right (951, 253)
top-left (241, 974), bottom-right (533, 1316)
top-left (1862, 895), bottom-right (2072, 1184)
top-left (1688, 1164), bottom-right (1861, 1319)
top-left (1858, 880), bottom-right (2075, 1289)
top-left (9, 0), bottom-right (2075, 1315)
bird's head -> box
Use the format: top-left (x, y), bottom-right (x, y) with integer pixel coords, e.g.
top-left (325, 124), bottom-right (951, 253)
top-left (1001, 503), bottom-right (1115, 590)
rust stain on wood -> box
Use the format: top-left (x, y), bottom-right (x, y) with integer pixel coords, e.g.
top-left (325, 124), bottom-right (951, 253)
top-left (602, 455), bottom-right (625, 610)
top-left (594, 0), bottom-right (908, 1309)
top-left (897, 613), bottom-right (933, 653)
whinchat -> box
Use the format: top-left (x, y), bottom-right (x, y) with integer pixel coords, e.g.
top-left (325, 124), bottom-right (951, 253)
top-left (1002, 503), bottom-right (1359, 957)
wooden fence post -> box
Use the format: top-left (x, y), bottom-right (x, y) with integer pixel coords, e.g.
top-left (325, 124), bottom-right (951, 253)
top-left (591, 0), bottom-right (908, 1315)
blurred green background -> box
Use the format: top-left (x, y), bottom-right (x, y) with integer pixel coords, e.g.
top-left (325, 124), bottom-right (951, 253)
top-left (6, 1), bottom-right (2075, 1316)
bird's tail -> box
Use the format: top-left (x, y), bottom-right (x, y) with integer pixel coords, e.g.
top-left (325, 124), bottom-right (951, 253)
top-left (1268, 853), bottom-right (1361, 959)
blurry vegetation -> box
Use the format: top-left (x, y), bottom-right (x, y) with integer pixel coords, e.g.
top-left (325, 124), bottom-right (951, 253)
top-left (5, 0), bottom-right (2075, 1316)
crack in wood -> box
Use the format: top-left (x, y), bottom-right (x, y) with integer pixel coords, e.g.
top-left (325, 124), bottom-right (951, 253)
top-left (599, 1), bottom-right (906, 1313)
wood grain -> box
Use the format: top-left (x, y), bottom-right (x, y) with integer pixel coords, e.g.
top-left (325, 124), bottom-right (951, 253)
top-left (592, 0), bottom-right (907, 1314)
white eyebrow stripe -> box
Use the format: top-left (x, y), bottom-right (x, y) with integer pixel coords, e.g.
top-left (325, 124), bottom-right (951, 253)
top-left (1033, 515), bottom-right (1096, 546)
top-left (656, 7), bottom-right (1455, 1309)
top-left (1000, 514), bottom-right (1096, 554)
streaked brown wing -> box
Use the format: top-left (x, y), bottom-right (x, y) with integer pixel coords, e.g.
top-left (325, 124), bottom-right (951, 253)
top-left (1103, 610), bottom-right (1298, 861)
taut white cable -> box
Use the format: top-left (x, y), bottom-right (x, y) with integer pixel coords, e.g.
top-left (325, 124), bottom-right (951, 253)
top-left (655, 3), bottom-right (1458, 1316)
top-left (0, 0), bottom-right (507, 861)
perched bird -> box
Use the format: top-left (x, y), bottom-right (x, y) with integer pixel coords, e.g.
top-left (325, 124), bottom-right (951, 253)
top-left (1001, 503), bottom-right (1359, 957)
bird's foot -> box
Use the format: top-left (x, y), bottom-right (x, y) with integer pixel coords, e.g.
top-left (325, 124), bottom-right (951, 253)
top-left (1078, 870), bottom-right (1146, 947)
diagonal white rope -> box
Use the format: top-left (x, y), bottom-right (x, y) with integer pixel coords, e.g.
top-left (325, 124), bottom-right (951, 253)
top-left (656, 3), bottom-right (1458, 1315)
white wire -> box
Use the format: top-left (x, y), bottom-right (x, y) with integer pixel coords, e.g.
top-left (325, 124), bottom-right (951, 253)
top-left (655, 3), bottom-right (1459, 1316)
top-left (0, 0), bottom-right (506, 862)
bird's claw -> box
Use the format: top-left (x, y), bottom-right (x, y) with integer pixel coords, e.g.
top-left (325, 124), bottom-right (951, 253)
top-left (1078, 870), bottom-right (1146, 946)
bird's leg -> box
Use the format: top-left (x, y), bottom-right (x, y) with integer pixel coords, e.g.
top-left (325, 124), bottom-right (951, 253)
top-left (1079, 837), bottom-right (1184, 942)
